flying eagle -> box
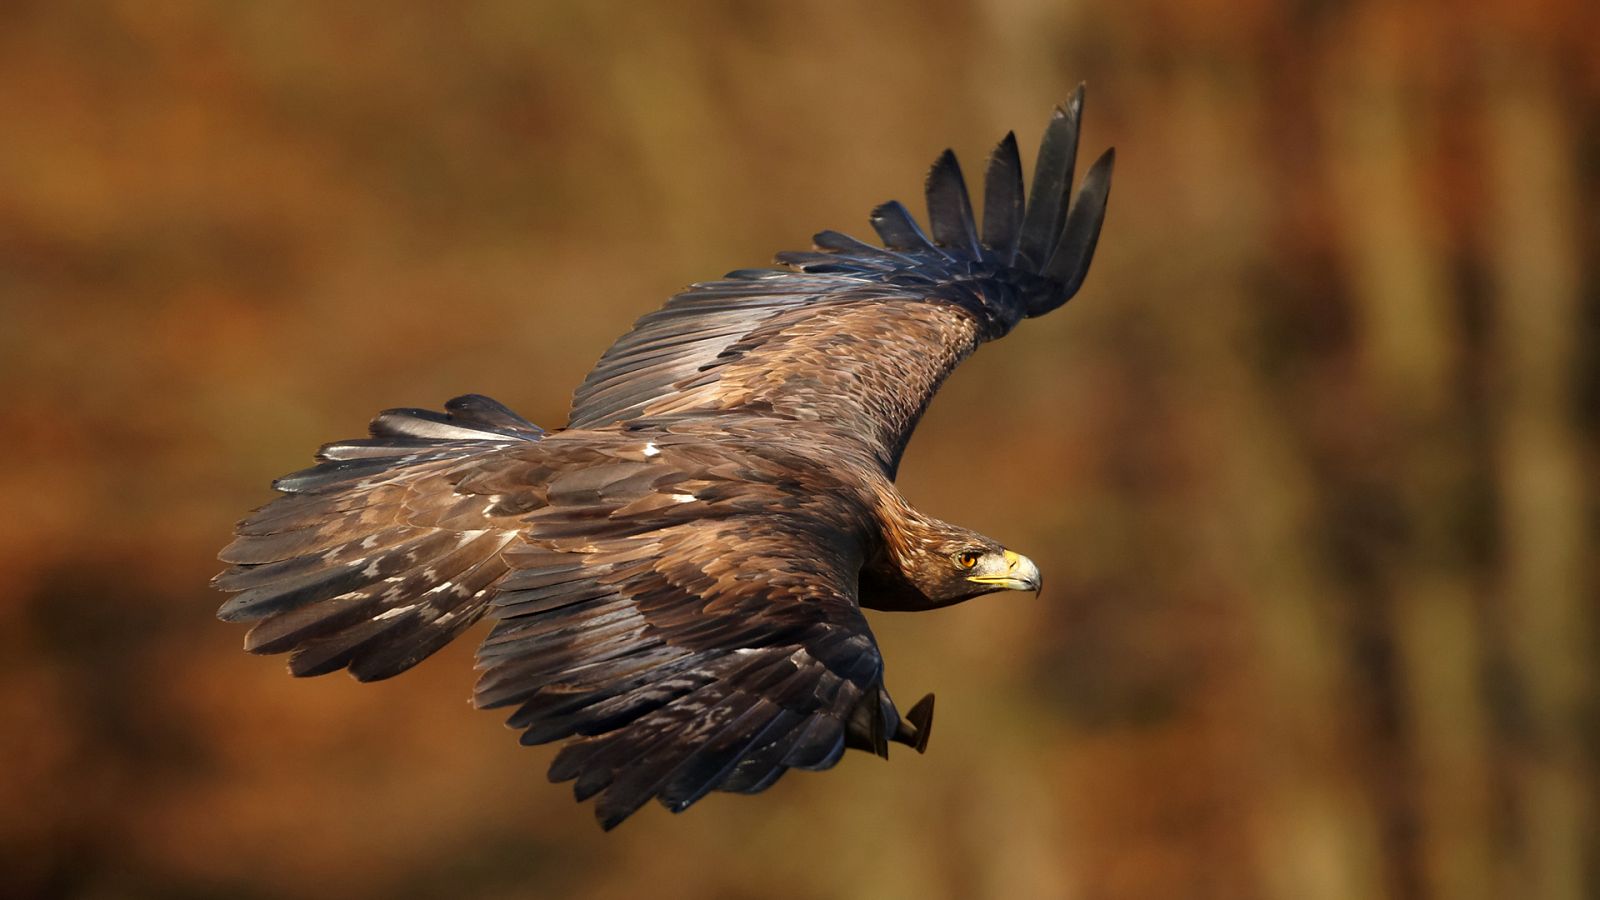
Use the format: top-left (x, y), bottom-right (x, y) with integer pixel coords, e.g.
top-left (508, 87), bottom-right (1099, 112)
top-left (216, 88), bottom-right (1113, 830)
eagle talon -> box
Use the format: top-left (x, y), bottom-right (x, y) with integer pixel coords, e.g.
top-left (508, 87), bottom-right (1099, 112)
top-left (894, 693), bottom-right (936, 754)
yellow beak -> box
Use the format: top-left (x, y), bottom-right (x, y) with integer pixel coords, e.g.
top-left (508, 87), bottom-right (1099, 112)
top-left (966, 549), bottom-right (1042, 593)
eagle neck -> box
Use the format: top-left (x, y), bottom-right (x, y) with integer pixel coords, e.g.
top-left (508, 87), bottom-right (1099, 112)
top-left (856, 486), bottom-right (942, 612)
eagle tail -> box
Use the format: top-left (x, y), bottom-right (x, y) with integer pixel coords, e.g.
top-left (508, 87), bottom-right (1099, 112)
top-left (214, 394), bottom-right (539, 681)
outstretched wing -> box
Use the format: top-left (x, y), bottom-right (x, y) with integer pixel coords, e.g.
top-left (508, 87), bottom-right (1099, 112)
top-left (569, 87), bottom-right (1114, 476)
top-left (474, 509), bottom-right (894, 830)
top-left (219, 399), bottom-right (911, 829)
top-left (214, 395), bottom-right (545, 681)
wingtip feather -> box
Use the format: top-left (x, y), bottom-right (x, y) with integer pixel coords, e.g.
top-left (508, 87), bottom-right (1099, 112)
top-left (924, 148), bottom-right (982, 258)
top-left (1036, 145), bottom-right (1114, 311)
top-left (869, 200), bottom-right (938, 253)
top-left (981, 131), bottom-right (1025, 260)
top-left (1016, 87), bottom-right (1085, 269)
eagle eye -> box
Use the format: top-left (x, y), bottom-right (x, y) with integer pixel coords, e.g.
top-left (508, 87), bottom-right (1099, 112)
top-left (956, 550), bottom-right (981, 569)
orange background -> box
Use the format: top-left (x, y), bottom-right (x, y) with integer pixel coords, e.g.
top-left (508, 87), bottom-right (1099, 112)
top-left (2, 3), bottom-right (1596, 898)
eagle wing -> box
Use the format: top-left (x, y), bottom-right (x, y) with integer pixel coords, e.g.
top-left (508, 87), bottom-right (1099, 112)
top-left (569, 87), bottom-right (1114, 476)
top-left (476, 510), bottom-right (889, 830)
top-left (215, 394), bottom-right (546, 681)
top-left (218, 402), bottom-right (899, 829)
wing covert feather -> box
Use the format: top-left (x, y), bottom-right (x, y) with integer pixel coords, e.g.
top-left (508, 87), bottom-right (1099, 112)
top-left (567, 91), bottom-right (1113, 477)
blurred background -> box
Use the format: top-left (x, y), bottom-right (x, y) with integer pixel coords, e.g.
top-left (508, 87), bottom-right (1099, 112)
top-left (2, 2), bottom-right (1595, 898)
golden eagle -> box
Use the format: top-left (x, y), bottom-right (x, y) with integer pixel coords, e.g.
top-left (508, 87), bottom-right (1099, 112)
top-left (216, 88), bottom-right (1113, 829)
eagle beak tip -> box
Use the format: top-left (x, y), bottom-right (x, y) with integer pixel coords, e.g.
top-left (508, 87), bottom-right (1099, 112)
top-left (1010, 550), bottom-right (1041, 594)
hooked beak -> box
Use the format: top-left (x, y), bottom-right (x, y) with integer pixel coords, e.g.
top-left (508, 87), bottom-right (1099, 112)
top-left (966, 549), bottom-right (1043, 594)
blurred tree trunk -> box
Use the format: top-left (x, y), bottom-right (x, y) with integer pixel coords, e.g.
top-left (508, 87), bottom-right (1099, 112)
top-left (1480, 54), bottom-right (1593, 900)
top-left (1169, 69), bottom-right (1389, 900)
top-left (1322, 18), bottom-right (1497, 900)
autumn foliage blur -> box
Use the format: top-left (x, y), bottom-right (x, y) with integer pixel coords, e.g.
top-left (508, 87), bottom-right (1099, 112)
top-left (2, 2), bottom-right (1596, 898)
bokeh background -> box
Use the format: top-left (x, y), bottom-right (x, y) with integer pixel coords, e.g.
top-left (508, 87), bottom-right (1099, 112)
top-left (3, 2), bottom-right (1596, 898)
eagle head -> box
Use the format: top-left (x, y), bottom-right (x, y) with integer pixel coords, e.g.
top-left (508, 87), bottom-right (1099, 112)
top-left (862, 516), bottom-right (1042, 611)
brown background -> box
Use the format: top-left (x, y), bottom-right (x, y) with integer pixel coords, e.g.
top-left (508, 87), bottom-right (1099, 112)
top-left (2, 2), bottom-right (1596, 898)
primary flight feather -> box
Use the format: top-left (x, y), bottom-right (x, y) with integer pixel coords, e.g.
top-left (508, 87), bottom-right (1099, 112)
top-left (217, 87), bottom-right (1114, 830)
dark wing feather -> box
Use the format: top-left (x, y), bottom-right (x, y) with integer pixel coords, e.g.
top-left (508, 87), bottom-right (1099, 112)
top-left (567, 90), bottom-right (1113, 475)
top-left (1016, 84), bottom-right (1084, 270)
top-left (924, 150), bottom-right (981, 258)
top-left (981, 132), bottom-right (1026, 263)
top-left (1044, 147), bottom-right (1116, 296)
top-left (225, 405), bottom-right (916, 830)
top-left (870, 200), bottom-right (941, 253)
top-left (215, 397), bottom-right (543, 681)
top-left (470, 442), bottom-right (904, 830)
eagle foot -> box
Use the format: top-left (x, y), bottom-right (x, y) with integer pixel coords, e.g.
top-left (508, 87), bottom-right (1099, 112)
top-left (892, 692), bottom-right (935, 754)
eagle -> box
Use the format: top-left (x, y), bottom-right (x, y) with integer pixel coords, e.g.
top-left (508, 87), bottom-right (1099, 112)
top-left (216, 87), bottom-right (1113, 830)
